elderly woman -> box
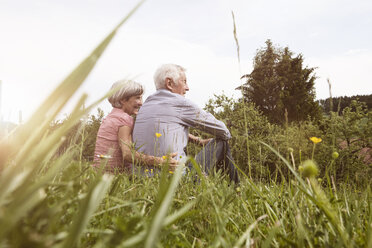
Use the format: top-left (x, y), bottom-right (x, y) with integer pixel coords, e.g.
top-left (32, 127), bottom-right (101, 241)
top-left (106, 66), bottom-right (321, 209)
top-left (93, 80), bottom-right (177, 173)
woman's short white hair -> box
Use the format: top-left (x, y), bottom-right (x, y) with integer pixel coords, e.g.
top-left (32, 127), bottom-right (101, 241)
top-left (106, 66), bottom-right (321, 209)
top-left (153, 64), bottom-right (186, 90)
top-left (108, 80), bottom-right (144, 108)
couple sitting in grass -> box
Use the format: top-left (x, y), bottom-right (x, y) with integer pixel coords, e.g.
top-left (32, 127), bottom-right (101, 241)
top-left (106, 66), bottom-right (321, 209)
top-left (93, 64), bottom-right (239, 184)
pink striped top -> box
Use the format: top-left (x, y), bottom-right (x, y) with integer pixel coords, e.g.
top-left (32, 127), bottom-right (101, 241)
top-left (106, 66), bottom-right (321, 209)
top-left (93, 108), bottom-right (134, 172)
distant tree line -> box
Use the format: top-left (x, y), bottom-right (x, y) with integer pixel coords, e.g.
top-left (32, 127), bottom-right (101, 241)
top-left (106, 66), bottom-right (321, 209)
top-left (317, 94), bottom-right (372, 114)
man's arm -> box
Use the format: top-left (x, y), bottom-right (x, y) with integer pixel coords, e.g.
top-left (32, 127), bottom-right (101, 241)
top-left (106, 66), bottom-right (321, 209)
top-left (181, 99), bottom-right (231, 140)
top-left (188, 133), bottom-right (212, 146)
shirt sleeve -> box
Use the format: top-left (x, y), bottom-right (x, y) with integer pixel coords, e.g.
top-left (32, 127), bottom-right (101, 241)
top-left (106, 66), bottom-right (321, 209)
top-left (112, 112), bottom-right (134, 129)
top-left (179, 98), bottom-right (231, 140)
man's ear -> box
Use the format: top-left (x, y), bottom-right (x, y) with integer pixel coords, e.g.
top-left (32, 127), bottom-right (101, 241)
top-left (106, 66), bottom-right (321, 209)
top-left (165, 77), bottom-right (173, 90)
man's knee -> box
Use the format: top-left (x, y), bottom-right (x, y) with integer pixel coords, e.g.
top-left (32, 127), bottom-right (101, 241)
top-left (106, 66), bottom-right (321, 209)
top-left (213, 139), bottom-right (230, 152)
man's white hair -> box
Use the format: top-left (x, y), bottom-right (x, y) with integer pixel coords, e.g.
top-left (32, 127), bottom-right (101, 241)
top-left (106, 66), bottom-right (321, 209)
top-left (153, 64), bottom-right (186, 90)
top-left (108, 80), bottom-right (144, 108)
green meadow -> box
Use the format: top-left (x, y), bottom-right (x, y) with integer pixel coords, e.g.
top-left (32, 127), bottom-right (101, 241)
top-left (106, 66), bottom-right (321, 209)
top-left (0, 3), bottom-right (371, 247)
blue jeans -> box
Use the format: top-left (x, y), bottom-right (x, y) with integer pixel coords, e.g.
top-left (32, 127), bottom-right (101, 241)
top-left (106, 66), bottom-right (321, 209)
top-left (188, 139), bottom-right (239, 184)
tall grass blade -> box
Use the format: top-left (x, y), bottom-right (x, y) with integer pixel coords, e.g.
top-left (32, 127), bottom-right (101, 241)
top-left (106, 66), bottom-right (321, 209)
top-left (0, 187), bottom-right (46, 239)
top-left (188, 156), bottom-right (207, 186)
top-left (0, 141), bottom-right (77, 239)
top-left (1, 0), bottom-right (146, 168)
top-left (163, 201), bottom-right (195, 226)
top-left (120, 200), bottom-right (195, 247)
top-left (59, 174), bottom-right (113, 248)
top-left (0, 1), bottom-right (144, 245)
top-left (0, 93), bottom-right (101, 206)
top-left (260, 141), bottom-right (308, 191)
top-left (233, 215), bottom-right (267, 248)
top-left (231, 11), bottom-right (252, 179)
top-left (144, 165), bottom-right (184, 248)
top-left (261, 141), bottom-right (353, 247)
top-left (231, 11), bottom-right (241, 67)
top-left (308, 178), bottom-right (352, 248)
top-left (367, 188), bottom-right (372, 248)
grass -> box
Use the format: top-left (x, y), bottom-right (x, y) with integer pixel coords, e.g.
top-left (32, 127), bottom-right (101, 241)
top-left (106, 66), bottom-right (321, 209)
top-left (3, 159), bottom-right (370, 247)
top-left (0, 1), bottom-right (371, 247)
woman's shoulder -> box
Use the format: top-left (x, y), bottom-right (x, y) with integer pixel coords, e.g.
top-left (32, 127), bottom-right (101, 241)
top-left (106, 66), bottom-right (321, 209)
top-left (107, 108), bottom-right (134, 127)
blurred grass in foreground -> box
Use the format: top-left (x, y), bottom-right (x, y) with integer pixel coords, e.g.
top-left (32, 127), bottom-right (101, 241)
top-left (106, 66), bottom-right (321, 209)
top-left (1, 159), bottom-right (370, 247)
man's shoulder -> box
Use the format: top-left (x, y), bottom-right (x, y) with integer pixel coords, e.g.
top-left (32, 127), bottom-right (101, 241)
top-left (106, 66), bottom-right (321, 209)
top-left (145, 90), bottom-right (190, 105)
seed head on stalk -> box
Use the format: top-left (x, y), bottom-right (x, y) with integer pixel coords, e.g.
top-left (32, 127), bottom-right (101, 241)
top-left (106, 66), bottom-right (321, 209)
top-left (301, 159), bottom-right (319, 178)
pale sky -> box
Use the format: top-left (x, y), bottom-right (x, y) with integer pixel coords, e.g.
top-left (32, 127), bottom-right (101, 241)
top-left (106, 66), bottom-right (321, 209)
top-left (1, 0), bottom-right (371, 123)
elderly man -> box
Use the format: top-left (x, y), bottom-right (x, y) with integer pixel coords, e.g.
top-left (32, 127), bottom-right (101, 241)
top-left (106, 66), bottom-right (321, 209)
top-left (132, 64), bottom-right (239, 183)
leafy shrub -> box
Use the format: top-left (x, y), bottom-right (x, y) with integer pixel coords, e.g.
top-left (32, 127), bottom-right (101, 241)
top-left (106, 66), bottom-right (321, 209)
top-left (198, 94), bottom-right (371, 186)
top-left (317, 100), bottom-right (372, 186)
top-left (50, 108), bottom-right (105, 161)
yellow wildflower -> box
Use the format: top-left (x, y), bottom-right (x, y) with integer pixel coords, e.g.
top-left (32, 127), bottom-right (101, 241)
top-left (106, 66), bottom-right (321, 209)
top-left (169, 170), bottom-right (174, 174)
top-left (145, 169), bottom-right (149, 173)
top-left (162, 155), bottom-right (167, 160)
top-left (309, 137), bottom-right (322, 144)
top-left (97, 154), bottom-right (112, 159)
top-left (155, 133), bottom-right (162, 138)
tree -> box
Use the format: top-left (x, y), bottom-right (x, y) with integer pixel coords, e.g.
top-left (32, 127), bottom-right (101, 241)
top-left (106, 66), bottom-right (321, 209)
top-left (240, 40), bottom-right (321, 124)
top-left (49, 108), bottom-right (105, 160)
top-left (318, 94), bottom-right (372, 114)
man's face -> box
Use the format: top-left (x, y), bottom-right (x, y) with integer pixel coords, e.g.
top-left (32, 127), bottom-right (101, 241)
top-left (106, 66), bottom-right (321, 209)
top-left (171, 72), bottom-right (189, 96)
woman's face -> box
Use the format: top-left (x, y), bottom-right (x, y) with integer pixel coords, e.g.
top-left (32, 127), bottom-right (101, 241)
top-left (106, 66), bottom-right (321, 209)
top-left (120, 94), bottom-right (143, 115)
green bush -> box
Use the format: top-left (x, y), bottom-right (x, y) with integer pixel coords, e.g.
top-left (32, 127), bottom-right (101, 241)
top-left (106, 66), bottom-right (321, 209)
top-left (50, 108), bottom-right (105, 161)
top-left (200, 94), bottom-right (278, 182)
top-left (198, 94), bottom-right (371, 186)
top-left (317, 100), bottom-right (372, 186)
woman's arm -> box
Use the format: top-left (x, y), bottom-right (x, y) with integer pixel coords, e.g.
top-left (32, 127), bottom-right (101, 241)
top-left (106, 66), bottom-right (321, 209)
top-left (118, 126), bottom-right (178, 168)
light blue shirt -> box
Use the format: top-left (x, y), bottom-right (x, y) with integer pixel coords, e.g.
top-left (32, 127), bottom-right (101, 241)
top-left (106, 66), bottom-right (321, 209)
top-left (132, 89), bottom-right (231, 160)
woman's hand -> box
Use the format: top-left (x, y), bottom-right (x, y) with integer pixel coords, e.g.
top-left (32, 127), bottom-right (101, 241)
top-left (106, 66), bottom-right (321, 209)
top-left (119, 126), bottom-right (178, 169)
top-left (160, 152), bottom-right (179, 171)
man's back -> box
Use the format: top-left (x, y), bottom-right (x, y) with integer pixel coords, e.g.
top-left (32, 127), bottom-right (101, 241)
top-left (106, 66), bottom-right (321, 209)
top-left (133, 89), bottom-right (231, 160)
